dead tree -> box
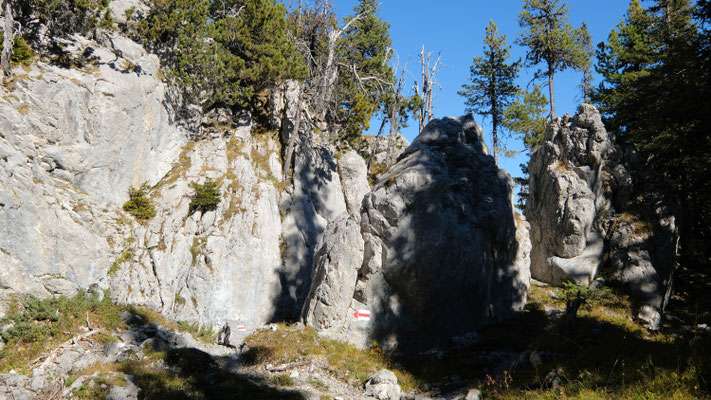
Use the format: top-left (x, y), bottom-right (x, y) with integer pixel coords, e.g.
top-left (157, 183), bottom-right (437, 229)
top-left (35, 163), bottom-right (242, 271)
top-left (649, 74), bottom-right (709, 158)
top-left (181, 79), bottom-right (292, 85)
top-left (315, 10), bottom-right (366, 118)
top-left (282, 86), bottom-right (303, 183)
top-left (414, 46), bottom-right (444, 133)
top-left (564, 290), bottom-right (588, 332)
top-left (385, 62), bottom-right (408, 166)
top-left (1, 0), bottom-right (15, 77)
top-left (364, 58), bottom-right (407, 172)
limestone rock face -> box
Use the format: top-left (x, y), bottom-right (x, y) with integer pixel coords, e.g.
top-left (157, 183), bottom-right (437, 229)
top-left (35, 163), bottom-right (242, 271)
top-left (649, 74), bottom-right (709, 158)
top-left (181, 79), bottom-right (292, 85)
top-left (279, 129), bottom-right (350, 321)
top-left (107, 120), bottom-right (287, 328)
top-left (363, 133), bottom-right (409, 168)
top-left (526, 104), bottom-right (678, 325)
top-left (303, 115), bottom-right (531, 351)
top-left (338, 150), bottom-right (371, 218)
top-left (0, 33), bottom-right (186, 313)
top-left (526, 104), bottom-right (612, 285)
top-left (302, 214), bottom-right (364, 332)
top-left (0, 33), bottom-right (287, 329)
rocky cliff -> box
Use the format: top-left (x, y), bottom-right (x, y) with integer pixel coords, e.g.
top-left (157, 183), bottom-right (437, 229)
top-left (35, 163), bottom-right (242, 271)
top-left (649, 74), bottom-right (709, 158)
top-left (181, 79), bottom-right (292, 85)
top-left (526, 104), bottom-right (678, 328)
top-left (302, 115), bottom-right (531, 351)
top-left (3, 28), bottom-right (672, 358)
top-left (0, 33), bottom-right (370, 331)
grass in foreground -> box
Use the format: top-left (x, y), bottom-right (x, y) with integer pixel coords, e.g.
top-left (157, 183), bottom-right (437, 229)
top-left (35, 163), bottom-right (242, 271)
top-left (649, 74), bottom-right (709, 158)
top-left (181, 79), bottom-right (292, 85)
top-left (0, 290), bottom-right (123, 373)
top-left (243, 324), bottom-right (422, 392)
top-left (0, 291), bottom-right (217, 374)
top-left (119, 345), bottom-right (305, 400)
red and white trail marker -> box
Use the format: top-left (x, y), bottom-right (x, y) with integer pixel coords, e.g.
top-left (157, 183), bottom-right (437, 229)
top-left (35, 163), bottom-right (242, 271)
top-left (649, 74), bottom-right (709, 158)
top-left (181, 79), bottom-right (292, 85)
top-left (236, 326), bottom-right (246, 332)
top-left (353, 309), bottom-right (371, 322)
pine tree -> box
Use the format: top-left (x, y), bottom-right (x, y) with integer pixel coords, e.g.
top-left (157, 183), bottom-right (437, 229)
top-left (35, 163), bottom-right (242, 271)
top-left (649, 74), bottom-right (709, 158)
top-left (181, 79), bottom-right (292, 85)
top-left (503, 85), bottom-right (548, 208)
top-left (503, 85), bottom-right (549, 151)
top-left (517, 0), bottom-right (589, 119)
top-left (336, 0), bottom-right (394, 142)
top-left (458, 20), bottom-right (520, 165)
top-left (593, 0), bottom-right (656, 132)
top-left (138, 0), bottom-right (305, 111)
top-left (577, 22), bottom-right (594, 103)
top-left (594, 0), bottom-right (711, 264)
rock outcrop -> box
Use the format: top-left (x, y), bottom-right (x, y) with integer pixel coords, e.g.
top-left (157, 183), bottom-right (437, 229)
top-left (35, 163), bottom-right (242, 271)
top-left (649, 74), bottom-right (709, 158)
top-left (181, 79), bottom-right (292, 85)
top-left (0, 32), bottom-right (380, 331)
top-left (0, 33), bottom-right (186, 309)
top-left (278, 103), bottom-right (374, 322)
top-left (303, 115), bottom-right (531, 351)
top-left (526, 104), bottom-right (678, 328)
top-left (526, 105), bottom-right (613, 285)
top-left (363, 133), bottom-right (410, 169)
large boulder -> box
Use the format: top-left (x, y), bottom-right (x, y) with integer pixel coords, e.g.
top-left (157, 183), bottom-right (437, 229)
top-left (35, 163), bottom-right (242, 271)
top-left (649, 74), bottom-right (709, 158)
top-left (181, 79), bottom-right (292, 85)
top-left (363, 369), bottom-right (401, 400)
top-left (303, 115), bottom-right (531, 351)
top-left (526, 104), bottom-right (613, 285)
top-left (526, 104), bottom-right (678, 327)
top-left (302, 214), bottom-right (364, 331)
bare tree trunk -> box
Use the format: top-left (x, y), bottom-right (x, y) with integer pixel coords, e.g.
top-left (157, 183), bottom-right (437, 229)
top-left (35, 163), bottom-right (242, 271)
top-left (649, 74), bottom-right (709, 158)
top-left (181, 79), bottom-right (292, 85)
top-left (492, 118), bottom-right (499, 166)
top-left (366, 117), bottom-right (387, 172)
top-left (386, 107), bottom-right (397, 167)
top-left (1, 0), bottom-right (14, 77)
top-left (419, 46), bottom-right (427, 133)
top-left (317, 13), bottom-right (365, 119)
top-left (548, 65), bottom-right (556, 120)
top-left (282, 90), bottom-right (303, 183)
top-left (417, 46), bottom-right (443, 133)
top-left (385, 64), bottom-right (407, 166)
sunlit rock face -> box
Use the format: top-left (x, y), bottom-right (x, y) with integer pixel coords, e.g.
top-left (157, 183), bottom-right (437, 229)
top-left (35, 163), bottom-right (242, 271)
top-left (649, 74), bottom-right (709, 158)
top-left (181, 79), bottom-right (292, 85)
top-left (526, 104), bottom-right (678, 329)
top-left (303, 115), bottom-right (531, 351)
top-left (526, 104), bottom-right (614, 286)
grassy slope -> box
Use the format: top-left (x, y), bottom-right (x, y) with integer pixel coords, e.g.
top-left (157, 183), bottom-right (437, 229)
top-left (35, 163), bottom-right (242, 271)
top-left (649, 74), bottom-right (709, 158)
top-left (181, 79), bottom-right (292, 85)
top-left (1, 279), bottom-right (709, 399)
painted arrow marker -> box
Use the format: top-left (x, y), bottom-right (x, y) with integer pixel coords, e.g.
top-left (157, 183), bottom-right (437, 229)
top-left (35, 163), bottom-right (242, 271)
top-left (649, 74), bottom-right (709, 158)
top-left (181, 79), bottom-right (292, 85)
top-left (353, 309), bottom-right (371, 321)
top-left (236, 326), bottom-right (246, 332)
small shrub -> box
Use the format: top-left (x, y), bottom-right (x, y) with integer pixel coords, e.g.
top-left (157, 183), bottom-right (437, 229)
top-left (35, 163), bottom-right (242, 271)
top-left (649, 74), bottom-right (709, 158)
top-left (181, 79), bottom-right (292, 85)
top-left (177, 321), bottom-right (217, 343)
top-left (189, 179), bottom-right (221, 214)
top-left (270, 374), bottom-right (294, 386)
top-left (108, 249), bottom-right (132, 276)
top-left (0, 290), bottom-right (124, 373)
top-left (0, 34), bottom-right (34, 66)
top-left (123, 184), bottom-right (156, 220)
top-left (554, 281), bottom-right (616, 307)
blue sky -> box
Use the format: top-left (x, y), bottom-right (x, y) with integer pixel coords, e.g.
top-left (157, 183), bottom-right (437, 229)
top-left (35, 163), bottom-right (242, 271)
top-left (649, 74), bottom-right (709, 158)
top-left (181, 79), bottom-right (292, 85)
top-left (330, 0), bottom-right (631, 180)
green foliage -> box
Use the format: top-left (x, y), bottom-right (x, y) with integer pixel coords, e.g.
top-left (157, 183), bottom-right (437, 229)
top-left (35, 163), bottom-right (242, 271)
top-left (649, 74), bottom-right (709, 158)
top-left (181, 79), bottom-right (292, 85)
top-left (503, 85), bottom-right (549, 150)
top-left (554, 281), bottom-right (616, 307)
top-left (12, 0), bottom-right (114, 41)
top-left (0, 290), bottom-right (124, 372)
top-left (189, 179), bottom-right (221, 214)
top-left (120, 346), bottom-right (306, 399)
top-left (594, 0), bottom-right (711, 263)
top-left (177, 321), bottom-right (217, 343)
top-left (576, 22), bottom-right (595, 103)
top-left (517, 0), bottom-right (590, 117)
top-left (336, 0), bottom-right (394, 141)
top-left (122, 183), bottom-right (156, 220)
top-left (137, 0), bottom-right (305, 111)
top-left (243, 324), bottom-right (421, 392)
top-left (270, 374), bottom-right (295, 386)
top-left (109, 249), bottom-right (133, 276)
top-left (459, 20), bottom-right (520, 163)
top-left (593, 0), bottom-right (657, 132)
top-left (0, 34), bottom-right (33, 65)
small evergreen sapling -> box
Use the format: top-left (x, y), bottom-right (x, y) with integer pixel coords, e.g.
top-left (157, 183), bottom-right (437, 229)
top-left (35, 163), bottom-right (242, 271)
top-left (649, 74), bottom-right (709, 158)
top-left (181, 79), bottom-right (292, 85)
top-left (122, 183), bottom-right (156, 220)
top-left (189, 179), bottom-right (221, 214)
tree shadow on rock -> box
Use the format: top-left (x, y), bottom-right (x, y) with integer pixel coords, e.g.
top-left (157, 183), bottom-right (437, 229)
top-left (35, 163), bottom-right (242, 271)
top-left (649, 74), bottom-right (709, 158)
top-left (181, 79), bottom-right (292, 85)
top-left (269, 129), bottom-right (341, 324)
top-left (362, 118), bottom-right (528, 353)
